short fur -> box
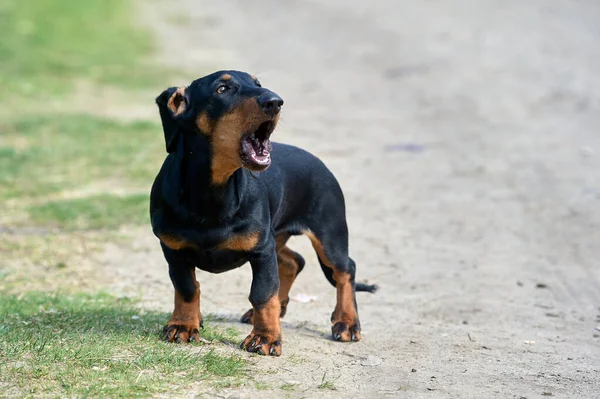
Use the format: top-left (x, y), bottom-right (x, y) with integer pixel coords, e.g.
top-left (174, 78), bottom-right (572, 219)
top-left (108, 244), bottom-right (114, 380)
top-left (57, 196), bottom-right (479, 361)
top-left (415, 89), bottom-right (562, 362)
top-left (150, 70), bottom-right (376, 356)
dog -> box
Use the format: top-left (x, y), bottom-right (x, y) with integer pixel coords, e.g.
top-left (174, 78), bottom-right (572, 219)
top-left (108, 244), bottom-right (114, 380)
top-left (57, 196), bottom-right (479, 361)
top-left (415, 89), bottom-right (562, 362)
top-left (150, 70), bottom-right (376, 356)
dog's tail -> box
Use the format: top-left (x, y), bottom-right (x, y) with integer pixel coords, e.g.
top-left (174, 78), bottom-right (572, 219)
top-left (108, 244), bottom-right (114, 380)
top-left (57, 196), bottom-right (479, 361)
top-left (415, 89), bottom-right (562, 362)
top-left (355, 282), bottom-right (378, 293)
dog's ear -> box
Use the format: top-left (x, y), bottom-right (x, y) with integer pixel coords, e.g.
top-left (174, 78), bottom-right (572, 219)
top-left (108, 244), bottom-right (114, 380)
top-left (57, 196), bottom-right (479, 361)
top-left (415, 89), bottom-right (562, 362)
top-left (155, 86), bottom-right (188, 153)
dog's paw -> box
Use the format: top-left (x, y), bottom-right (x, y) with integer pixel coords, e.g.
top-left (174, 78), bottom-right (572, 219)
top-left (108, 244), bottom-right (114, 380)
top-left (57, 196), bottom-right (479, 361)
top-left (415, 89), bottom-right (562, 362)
top-left (162, 323), bottom-right (201, 343)
top-left (240, 332), bottom-right (282, 356)
top-left (332, 321), bottom-right (361, 342)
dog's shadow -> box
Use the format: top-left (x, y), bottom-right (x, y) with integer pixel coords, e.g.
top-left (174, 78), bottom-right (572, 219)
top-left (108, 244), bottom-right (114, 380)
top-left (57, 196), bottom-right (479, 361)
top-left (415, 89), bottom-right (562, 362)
top-left (206, 312), bottom-right (329, 340)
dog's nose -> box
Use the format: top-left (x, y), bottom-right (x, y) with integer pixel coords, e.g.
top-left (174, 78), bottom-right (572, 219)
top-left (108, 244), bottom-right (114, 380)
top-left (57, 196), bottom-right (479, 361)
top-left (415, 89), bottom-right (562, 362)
top-left (258, 94), bottom-right (284, 116)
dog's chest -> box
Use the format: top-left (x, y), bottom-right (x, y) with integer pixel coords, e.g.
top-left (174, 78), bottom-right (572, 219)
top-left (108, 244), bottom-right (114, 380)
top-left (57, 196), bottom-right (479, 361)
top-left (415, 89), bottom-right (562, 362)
top-left (191, 249), bottom-right (249, 273)
top-left (155, 216), bottom-right (260, 273)
top-left (157, 226), bottom-right (258, 250)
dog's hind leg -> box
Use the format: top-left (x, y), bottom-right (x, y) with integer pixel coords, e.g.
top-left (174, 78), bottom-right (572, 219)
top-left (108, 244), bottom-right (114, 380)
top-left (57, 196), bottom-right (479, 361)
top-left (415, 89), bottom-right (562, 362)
top-left (277, 244), bottom-right (306, 317)
top-left (241, 233), bottom-right (305, 323)
top-left (306, 228), bottom-right (362, 342)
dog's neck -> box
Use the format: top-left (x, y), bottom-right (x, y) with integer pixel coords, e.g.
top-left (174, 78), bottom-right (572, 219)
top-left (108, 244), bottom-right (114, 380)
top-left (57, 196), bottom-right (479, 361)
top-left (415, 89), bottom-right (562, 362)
top-left (175, 135), bottom-right (247, 220)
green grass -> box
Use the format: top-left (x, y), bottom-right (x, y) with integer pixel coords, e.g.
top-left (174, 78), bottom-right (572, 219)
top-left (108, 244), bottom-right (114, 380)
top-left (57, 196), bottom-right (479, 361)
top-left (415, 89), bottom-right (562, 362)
top-left (1, 115), bottom-right (164, 228)
top-left (318, 381), bottom-right (336, 390)
top-left (1, 115), bottom-right (161, 200)
top-left (0, 0), bottom-right (169, 230)
top-left (0, 1), bottom-right (234, 396)
top-left (318, 373), bottom-right (337, 390)
top-left (0, 0), bottom-right (162, 100)
top-left (0, 292), bottom-right (248, 398)
top-left (280, 383), bottom-right (298, 391)
top-left (28, 194), bottom-right (149, 229)
top-left (201, 325), bottom-right (242, 345)
top-left (254, 381), bottom-right (271, 390)
top-left (0, 0), bottom-right (188, 234)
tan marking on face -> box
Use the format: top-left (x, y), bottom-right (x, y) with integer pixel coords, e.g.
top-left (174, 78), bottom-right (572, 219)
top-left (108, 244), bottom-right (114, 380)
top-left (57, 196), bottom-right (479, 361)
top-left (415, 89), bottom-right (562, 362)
top-left (167, 87), bottom-right (187, 116)
top-left (250, 75), bottom-right (257, 81)
top-left (159, 234), bottom-right (196, 251)
top-left (221, 74), bottom-right (232, 81)
top-left (305, 231), bottom-right (358, 326)
top-left (196, 112), bottom-right (212, 134)
top-left (217, 231), bottom-right (260, 252)
top-left (209, 98), bottom-right (267, 185)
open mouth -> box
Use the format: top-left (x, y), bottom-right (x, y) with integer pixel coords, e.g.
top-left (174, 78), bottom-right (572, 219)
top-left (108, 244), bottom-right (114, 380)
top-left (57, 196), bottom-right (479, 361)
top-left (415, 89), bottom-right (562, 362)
top-left (240, 120), bottom-right (275, 170)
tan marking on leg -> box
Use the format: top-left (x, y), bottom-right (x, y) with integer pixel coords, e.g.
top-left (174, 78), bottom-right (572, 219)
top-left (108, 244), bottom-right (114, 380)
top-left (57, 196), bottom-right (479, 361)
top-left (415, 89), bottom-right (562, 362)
top-left (241, 295), bottom-right (282, 356)
top-left (242, 235), bottom-right (300, 322)
top-left (275, 233), bottom-right (290, 251)
top-left (253, 295), bottom-right (281, 338)
top-left (164, 268), bottom-right (202, 342)
top-left (277, 246), bottom-right (299, 313)
top-left (305, 230), bottom-right (358, 341)
top-left (217, 231), bottom-right (260, 252)
top-left (330, 270), bottom-right (357, 326)
top-left (159, 234), bottom-right (196, 251)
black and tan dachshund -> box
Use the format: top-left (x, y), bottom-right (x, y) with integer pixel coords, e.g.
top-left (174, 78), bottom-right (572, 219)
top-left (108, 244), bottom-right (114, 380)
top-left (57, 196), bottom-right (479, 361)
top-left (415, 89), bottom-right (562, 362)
top-left (150, 70), bottom-right (376, 356)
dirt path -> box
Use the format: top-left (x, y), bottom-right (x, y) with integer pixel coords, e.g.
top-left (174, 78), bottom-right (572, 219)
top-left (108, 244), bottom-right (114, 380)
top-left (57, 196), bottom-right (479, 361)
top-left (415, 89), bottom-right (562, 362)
top-left (109, 1), bottom-right (600, 397)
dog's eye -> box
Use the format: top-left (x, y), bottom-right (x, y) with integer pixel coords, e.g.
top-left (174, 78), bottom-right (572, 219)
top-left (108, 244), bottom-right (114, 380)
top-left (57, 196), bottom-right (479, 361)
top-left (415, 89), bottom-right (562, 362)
top-left (216, 85), bottom-right (228, 94)
top-left (255, 80), bottom-right (261, 87)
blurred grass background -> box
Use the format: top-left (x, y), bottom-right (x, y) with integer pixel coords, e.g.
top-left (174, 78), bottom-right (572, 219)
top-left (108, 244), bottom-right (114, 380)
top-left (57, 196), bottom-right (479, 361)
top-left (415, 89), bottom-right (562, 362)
top-left (0, 0), bottom-right (166, 230)
top-left (0, 0), bottom-right (160, 98)
top-left (0, 2), bottom-right (248, 396)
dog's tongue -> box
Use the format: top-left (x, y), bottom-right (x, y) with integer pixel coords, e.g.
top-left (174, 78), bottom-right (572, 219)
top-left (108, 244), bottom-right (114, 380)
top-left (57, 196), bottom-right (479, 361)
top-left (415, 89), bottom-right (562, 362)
top-left (244, 136), bottom-right (271, 165)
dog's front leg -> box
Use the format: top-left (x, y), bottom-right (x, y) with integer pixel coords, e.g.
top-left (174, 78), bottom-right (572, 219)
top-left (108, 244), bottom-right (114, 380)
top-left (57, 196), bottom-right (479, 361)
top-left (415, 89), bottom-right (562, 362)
top-left (162, 261), bottom-right (202, 343)
top-left (241, 238), bottom-right (282, 356)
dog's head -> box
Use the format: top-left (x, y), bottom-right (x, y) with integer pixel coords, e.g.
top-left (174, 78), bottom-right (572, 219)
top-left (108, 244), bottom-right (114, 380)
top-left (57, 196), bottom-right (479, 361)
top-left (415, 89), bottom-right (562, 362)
top-left (156, 70), bottom-right (283, 184)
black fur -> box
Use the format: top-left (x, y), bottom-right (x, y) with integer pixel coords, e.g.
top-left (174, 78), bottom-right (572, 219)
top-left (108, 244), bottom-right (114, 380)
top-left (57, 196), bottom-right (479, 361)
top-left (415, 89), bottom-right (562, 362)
top-left (150, 70), bottom-right (376, 352)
